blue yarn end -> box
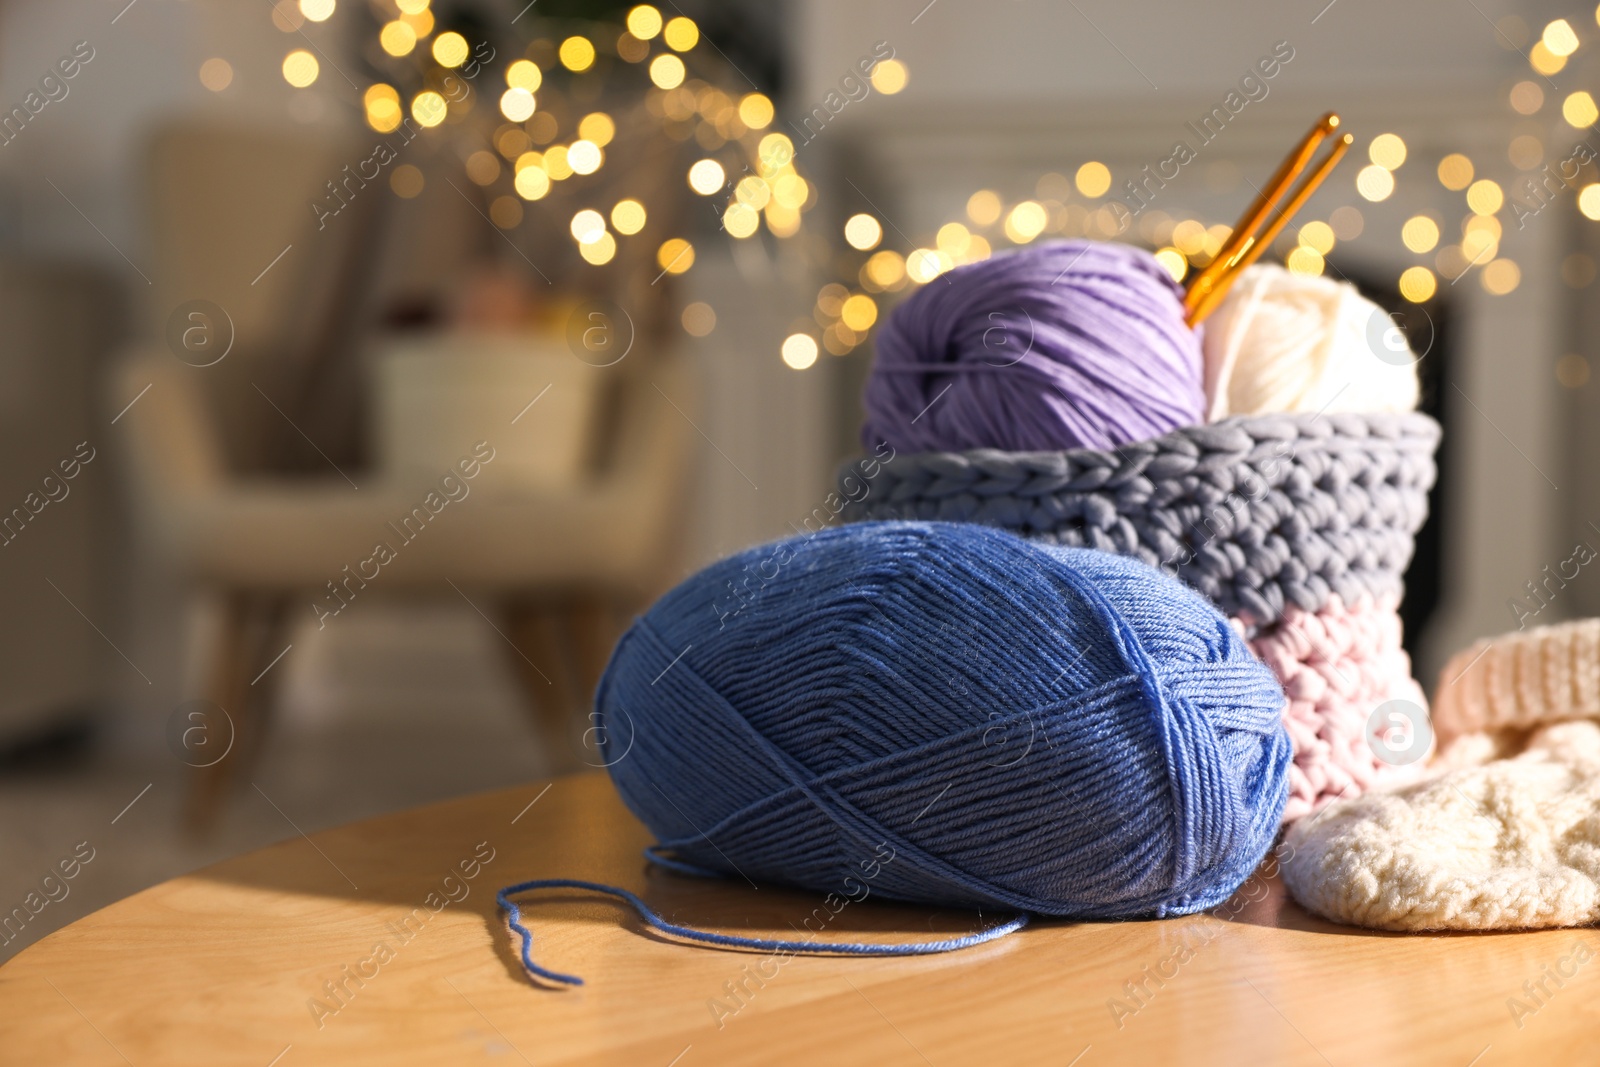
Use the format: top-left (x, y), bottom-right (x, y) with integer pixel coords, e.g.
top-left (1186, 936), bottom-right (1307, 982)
top-left (498, 877), bottom-right (1030, 987)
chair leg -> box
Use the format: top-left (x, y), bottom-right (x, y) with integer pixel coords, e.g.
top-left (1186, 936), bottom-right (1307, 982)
top-left (185, 593), bottom-right (292, 834)
top-left (503, 600), bottom-right (586, 774)
top-left (566, 595), bottom-right (626, 709)
top-left (186, 593), bottom-right (253, 833)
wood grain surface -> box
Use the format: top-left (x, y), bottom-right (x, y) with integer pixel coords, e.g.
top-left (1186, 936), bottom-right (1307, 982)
top-left (1, 772), bottom-right (1595, 1066)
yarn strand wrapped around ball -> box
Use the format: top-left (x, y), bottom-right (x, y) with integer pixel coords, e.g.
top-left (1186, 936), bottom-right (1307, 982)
top-left (863, 241), bottom-right (1206, 454)
top-left (594, 522), bottom-right (1289, 925)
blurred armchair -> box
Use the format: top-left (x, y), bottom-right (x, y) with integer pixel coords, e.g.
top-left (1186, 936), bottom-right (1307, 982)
top-left (109, 120), bottom-right (697, 827)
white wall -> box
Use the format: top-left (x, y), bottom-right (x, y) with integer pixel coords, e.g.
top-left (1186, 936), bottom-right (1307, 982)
top-left (0, 0), bottom-right (354, 274)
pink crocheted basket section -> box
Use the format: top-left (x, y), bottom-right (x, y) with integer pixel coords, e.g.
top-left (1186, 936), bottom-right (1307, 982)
top-left (1243, 593), bottom-right (1429, 824)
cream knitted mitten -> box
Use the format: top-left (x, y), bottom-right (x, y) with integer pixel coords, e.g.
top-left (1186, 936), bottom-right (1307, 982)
top-left (1282, 720), bottom-right (1600, 931)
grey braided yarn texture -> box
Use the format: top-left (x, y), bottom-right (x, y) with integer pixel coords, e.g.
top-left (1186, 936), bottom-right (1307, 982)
top-left (841, 412), bottom-right (1439, 626)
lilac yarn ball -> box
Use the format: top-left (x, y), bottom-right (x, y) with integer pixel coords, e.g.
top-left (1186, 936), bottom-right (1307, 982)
top-left (862, 240), bottom-right (1206, 454)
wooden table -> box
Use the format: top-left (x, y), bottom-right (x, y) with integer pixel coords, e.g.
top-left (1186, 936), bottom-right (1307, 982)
top-left (2, 772), bottom-right (1594, 1065)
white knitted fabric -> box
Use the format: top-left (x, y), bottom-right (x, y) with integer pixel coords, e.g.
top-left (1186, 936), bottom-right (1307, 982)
top-left (1433, 617), bottom-right (1600, 749)
top-left (1283, 721), bottom-right (1600, 931)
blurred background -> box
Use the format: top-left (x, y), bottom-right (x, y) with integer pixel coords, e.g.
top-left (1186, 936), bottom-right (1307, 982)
top-left (2, 0), bottom-right (1597, 960)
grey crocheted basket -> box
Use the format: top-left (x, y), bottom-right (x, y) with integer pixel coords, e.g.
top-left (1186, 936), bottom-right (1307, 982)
top-left (839, 412), bottom-right (1439, 626)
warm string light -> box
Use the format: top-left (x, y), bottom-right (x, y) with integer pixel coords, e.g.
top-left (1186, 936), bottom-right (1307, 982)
top-left (331, 0), bottom-right (819, 360)
top-left (295, 2), bottom-right (1591, 372)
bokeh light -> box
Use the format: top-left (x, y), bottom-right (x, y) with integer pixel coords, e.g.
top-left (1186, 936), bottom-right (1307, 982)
top-left (506, 60), bottom-right (542, 92)
top-left (1530, 41), bottom-right (1567, 75)
top-left (489, 196), bottom-right (523, 229)
top-left (1329, 205), bottom-right (1364, 240)
top-left (967, 190), bottom-right (1002, 226)
top-left (1369, 133), bottom-right (1407, 170)
top-left (871, 60), bottom-right (909, 95)
top-left (844, 214), bottom-right (882, 250)
top-left (1565, 91), bottom-right (1599, 128)
top-left (1402, 216), bottom-right (1440, 253)
top-left (682, 302), bottom-right (716, 337)
top-left (1356, 164), bottom-right (1394, 201)
top-left (465, 151), bottom-right (500, 186)
top-left (580, 232), bottom-right (617, 265)
top-left (781, 333), bottom-right (818, 370)
top-left (500, 88), bottom-right (536, 122)
top-left (282, 49), bottom-right (319, 87)
top-left (1580, 184), bottom-right (1600, 220)
top-left (412, 90), bottom-right (447, 128)
top-left (611, 199), bottom-right (647, 234)
top-left (1437, 154), bottom-right (1474, 190)
top-left (739, 93), bottom-right (774, 129)
top-left (735, 177), bottom-right (770, 209)
top-left (650, 54), bottom-right (686, 89)
top-left (840, 294), bottom-right (878, 331)
top-left (937, 222), bottom-right (972, 256)
top-left (688, 159), bottom-right (725, 195)
top-left (568, 140), bottom-right (602, 175)
top-left (1558, 353), bottom-right (1590, 388)
top-left (1076, 162), bottom-right (1112, 197)
top-left (390, 164), bottom-right (424, 198)
top-left (199, 58), bottom-right (233, 92)
top-left (663, 17), bottom-right (699, 51)
top-left (1286, 246), bottom-right (1324, 276)
top-left (1508, 135), bottom-right (1543, 170)
top-left (514, 166), bottom-right (550, 200)
top-left (1153, 247), bottom-right (1186, 282)
top-left (432, 32), bottom-right (469, 68)
top-left (1004, 200), bottom-right (1048, 243)
top-left (626, 5), bottom-right (662, 39)
top-left (1543, 18), bottom-right (1580, 56)
top-left (1398, 266), bottom-right (1437, 303)
top-left (1482, 259), bottom-right (1521, 295)
top-left (865, 250), bottom-right (906, 288)
top-left (1466, 179), bottom-right (1504, 215)
top-left (1298, 220), bottom-right (1335, 254)
top-left (543, 145), bottom-right (573, 180)
top-left (723, 202), bottom-right (760, 238)
top-left (1510, 81), bottom-right (1544, 115)
top-left (379, 21), bottom-right (417, 57)
top-left (578, 113), bottom-right (615, 147)
top-left (560, 37), bottom-right (596, 72)
top-left (906, 248), bottom-right (952, 283)
top-left (570, 209), bottom-right (607, 244)
top-left (365, 84), bottom-right (402, 132)
top-left (657, 238), bottom-right (695, 273)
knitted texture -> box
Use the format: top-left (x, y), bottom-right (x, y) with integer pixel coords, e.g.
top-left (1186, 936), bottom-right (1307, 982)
top-left (598, 521), bottom-right (1292, 919)
top-left (840, 411), bottom-right (1439, 626)
top-left (1247, 594), bottom-right (1428, 823)
top-left (1433, 617), bottom-right (1600, 749)
top-left (1283, 720), bottom-right (1600, 931)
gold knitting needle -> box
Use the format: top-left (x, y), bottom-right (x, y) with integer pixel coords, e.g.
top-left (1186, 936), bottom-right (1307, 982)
top-left (1191, 132), bottom-right (1352, 324)
top-left (1184, 113), bottom-right (1352, 327)
top-left (1183, 112), bottom-right (1339, 320)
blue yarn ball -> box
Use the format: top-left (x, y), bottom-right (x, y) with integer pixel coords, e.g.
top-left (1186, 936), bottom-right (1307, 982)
top-left (597, 521), bottom-right (1290, 919)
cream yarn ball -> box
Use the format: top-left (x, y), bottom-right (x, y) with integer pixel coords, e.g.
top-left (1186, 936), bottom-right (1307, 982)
top-left (1283, 721), bottom-right (1600, 931)
top-left (1202, 264), bottom-right (1421, 420)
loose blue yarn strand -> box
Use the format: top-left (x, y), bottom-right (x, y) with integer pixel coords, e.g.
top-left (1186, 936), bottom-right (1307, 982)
top-left (498, 877), bottom-right (1031, 987)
